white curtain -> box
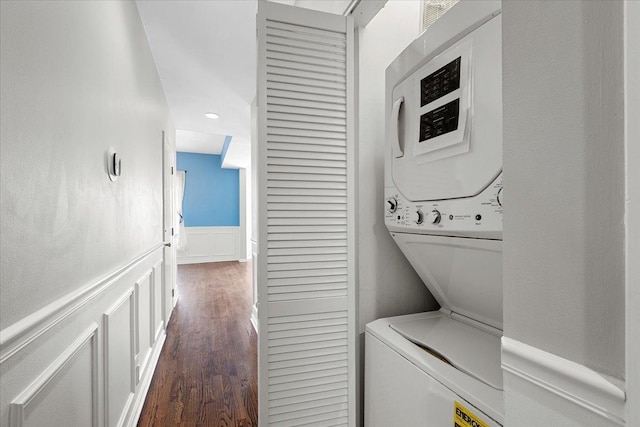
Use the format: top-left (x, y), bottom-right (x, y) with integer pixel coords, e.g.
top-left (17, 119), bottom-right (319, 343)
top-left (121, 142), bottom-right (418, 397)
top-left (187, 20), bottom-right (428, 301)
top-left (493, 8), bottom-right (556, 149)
top-left (175, 170), bottom-right (187, 251)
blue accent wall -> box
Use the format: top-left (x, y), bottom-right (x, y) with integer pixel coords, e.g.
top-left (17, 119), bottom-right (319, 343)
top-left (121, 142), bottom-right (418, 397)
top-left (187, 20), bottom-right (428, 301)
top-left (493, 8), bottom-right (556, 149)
top-left (176, 152), bottom-right (239, 227)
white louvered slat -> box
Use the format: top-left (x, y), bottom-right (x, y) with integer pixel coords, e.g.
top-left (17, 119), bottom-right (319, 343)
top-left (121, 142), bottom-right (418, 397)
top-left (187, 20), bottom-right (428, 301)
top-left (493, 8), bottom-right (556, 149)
top-left (266, 26), bottom-right (346, 47)
top-left (271, 408), bottom-right (349, 425)
top-left (270, 386), bottom-right (347, 407)
top-left (267, 196), bottom-right (346, 205)
top-left (266, 28), bottom-right (346, 51)
top-left (267, 144), bottom-right (346, 156)
top-left (269, 382), bottom-right (347, 403)
top-left (268, 67), bottom-right (347, 85)
top-left (267, 157), bottom-right (347, 169)
top-left (267, 274), bottom-right (348, 287)
top-left (267, 111), bottom-right (346, 125)
top-left (268, 314), bottom-right (347, 331)
top-left (267, 188), bottom-right (347, 198)
top-left (266, 20), bottom-right (345, 40)
top-left (268, 165), bottom-right (345, 176)
top-left (258, 2), bottom-right (353, 426)
top-left (269, 394), bottom-right (348, 416)
top-left (268, 269), bottom-right (347, 280)
top-left (268, 290), bottom-right (347, 302)
top-left (267, 72), bottom-right (347, 90)
top-left (266, 95), bottom-right (347, 112)
top-left (268, 81), bottom-right (346, 99)
top-left (268, 283), bottom-right (347, 296)
top-left (267, 88), bottom-right (345, 106)
top-left (269, 348), bottom-right (346, 365)
top-left (267, 49), bottom-right (345, 70)
top-left (267, 239), bottom-right (345, 248)
top-left (268, 103), bottom-right (346, 117)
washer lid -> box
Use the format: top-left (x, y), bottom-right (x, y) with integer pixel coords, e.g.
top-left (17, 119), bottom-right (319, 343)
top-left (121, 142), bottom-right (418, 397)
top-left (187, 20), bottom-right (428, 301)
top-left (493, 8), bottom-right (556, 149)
top-left (389, 312), bottom-right (503, 390)
top-left (391, 233), bottom-right (503, 330)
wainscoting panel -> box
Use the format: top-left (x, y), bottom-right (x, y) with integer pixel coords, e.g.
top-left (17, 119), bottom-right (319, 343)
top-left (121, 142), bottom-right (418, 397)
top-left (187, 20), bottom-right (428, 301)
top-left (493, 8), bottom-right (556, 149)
top-left (177, 226), bottom-right (241, 264)
top-left (135, 271), bottom-right (153, 384)
top-left (9, 325), bottom-right (98, 427)
top-left (0, 244), bottom-right (169, 427)
top-left (152, 261), bottom-right (164, 343)
top-left (104, 290), bottom-right (135, 427)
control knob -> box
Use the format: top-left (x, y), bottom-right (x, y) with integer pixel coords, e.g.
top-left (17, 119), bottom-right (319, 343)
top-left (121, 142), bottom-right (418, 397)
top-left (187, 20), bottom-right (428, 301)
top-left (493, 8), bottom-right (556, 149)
top-left (426, 210), bottom-right (441, 224)
top-left (415, 210), bottom-right (424, 224)
top-left (387, 197), bottom-right (398, 213)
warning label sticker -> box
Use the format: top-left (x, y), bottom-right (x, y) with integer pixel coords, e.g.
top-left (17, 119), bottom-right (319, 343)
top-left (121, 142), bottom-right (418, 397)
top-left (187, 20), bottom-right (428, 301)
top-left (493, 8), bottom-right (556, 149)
top-left (454, 401), bottom-right (490, 427)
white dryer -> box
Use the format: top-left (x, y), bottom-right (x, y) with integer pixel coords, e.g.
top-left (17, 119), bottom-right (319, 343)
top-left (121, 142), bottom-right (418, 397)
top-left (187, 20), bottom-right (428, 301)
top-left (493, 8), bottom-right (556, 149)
top-left (366, 1), bottom-right (504, 426)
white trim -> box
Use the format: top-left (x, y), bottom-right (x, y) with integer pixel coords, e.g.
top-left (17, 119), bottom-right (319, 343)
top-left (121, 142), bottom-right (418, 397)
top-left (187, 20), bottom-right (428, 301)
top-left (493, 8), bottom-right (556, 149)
top-left (0, 243), bottom-right (165, 364)
top-left (239, 168), bottom-right (248, 261)
top-left (345, 13), bottom-right (357, 427)
top-left (350, 0), bottom-right (387, 28)
top-left (625, 0), bottom-right (640, 423)
top-left (256, 3), bottom-right (270, 424)
top-left (9, 324), bottom-right (99, 427)
top-left (250, 304), bottom-right (258, 333)
top-left (501, 337), bottom-right (626, 426)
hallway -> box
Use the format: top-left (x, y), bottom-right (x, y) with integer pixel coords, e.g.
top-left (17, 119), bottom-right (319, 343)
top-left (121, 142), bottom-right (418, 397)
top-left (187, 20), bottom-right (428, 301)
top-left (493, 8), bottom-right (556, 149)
top-left (138, 262), bottom-right (257, 427)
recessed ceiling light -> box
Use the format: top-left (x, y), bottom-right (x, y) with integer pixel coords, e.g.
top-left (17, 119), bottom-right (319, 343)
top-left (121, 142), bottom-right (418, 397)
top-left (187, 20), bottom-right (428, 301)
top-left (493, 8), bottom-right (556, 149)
top-left (204, 112), bottom-right (220, 119)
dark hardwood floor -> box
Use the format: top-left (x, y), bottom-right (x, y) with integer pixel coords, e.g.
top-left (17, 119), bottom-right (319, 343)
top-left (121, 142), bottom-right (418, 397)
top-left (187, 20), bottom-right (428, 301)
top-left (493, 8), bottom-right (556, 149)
top-left (138, 261), bottom-right (258, 427)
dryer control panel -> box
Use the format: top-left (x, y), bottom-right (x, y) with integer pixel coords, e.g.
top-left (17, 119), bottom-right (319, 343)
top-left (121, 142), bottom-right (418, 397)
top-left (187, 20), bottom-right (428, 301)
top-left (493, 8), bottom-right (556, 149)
top-left (385, 173), bottom-right (502, 240)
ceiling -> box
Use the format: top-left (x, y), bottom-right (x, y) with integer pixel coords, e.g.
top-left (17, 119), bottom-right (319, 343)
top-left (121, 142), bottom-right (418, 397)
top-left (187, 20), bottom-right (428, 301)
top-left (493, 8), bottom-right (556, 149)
top-left (136, 0), bottom-right (372, 168)
top-left (136, 0), bottom-right (265, 168)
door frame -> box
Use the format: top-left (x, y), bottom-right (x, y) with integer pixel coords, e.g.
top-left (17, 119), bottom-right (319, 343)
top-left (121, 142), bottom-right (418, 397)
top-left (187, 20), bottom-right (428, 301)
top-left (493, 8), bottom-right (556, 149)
top-left (162, 130), bottom-right (177, 320)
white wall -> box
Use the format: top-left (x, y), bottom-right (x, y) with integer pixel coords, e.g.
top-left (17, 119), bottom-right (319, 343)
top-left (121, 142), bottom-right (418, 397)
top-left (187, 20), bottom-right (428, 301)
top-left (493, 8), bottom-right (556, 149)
top-left (0, 0), bottom-right (172, 328)
top-left (0, 1), bottom-right (174, 426)
top-left (357, 0), bottom-right (438, 334)
top-left (503, 0), bottom-right (625, 379)
top-left (502, 0), bottom-right (626, 425)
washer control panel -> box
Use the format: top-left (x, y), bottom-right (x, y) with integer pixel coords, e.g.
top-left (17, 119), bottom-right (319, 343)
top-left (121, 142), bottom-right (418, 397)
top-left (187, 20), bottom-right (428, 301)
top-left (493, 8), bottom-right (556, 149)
top-left (385, 174), bottom-right (502, 240)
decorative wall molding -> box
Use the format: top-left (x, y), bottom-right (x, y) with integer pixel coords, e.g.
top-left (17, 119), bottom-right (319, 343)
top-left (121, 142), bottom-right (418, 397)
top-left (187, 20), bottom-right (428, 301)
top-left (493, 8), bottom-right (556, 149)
top-left (0, 243), bottom-right (166, 364)
top-left (177, 227), bottom-right (241, 264)
top-left (152, 260), bottom-right (165, 343)
top-left (9, 324), bottom-right (99, 427)
top-left (134, 270), bottom-right (154, 384)
top-left (126, 333), bottom-right (166, 427)
top-left (103, 289), bottom-right (135, 427)
top-left (501, 337), bottom-right (626, 426)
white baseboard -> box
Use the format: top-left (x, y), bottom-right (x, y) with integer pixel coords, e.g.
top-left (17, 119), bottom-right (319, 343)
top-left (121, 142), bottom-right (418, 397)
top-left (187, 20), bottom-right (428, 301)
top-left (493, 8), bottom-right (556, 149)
top-left (502, 337), bottom-right (626, 426)
top-left (177, 226), bottom-right (242, 264)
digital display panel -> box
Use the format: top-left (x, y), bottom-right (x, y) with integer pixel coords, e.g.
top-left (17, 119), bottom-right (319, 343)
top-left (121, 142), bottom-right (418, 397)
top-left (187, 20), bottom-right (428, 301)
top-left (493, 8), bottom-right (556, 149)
top-left (420, 57), bottom-right (461, 107)
top-left (419, 98), bottom-right (460, 142)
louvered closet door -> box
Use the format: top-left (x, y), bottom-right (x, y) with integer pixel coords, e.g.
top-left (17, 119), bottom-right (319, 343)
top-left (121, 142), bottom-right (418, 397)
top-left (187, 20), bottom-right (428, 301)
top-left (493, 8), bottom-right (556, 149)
top-left (256, 2), bottom-right (355, 426)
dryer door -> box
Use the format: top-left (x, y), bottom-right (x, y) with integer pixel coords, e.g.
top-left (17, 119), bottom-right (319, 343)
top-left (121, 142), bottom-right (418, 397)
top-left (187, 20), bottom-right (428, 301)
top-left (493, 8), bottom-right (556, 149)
top-left (389, 13), bottom-right (501, 202)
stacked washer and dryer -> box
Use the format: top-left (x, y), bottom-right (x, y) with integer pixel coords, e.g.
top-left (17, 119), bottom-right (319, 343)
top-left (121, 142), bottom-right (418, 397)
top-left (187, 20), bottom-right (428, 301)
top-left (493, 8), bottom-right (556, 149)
top-left (365, 1), bottom-right (504, 426)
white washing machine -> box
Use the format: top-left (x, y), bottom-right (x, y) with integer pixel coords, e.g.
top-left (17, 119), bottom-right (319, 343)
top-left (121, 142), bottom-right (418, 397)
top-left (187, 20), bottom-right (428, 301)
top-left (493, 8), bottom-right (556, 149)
top-left (365, 1), bottom-right (503, 426)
